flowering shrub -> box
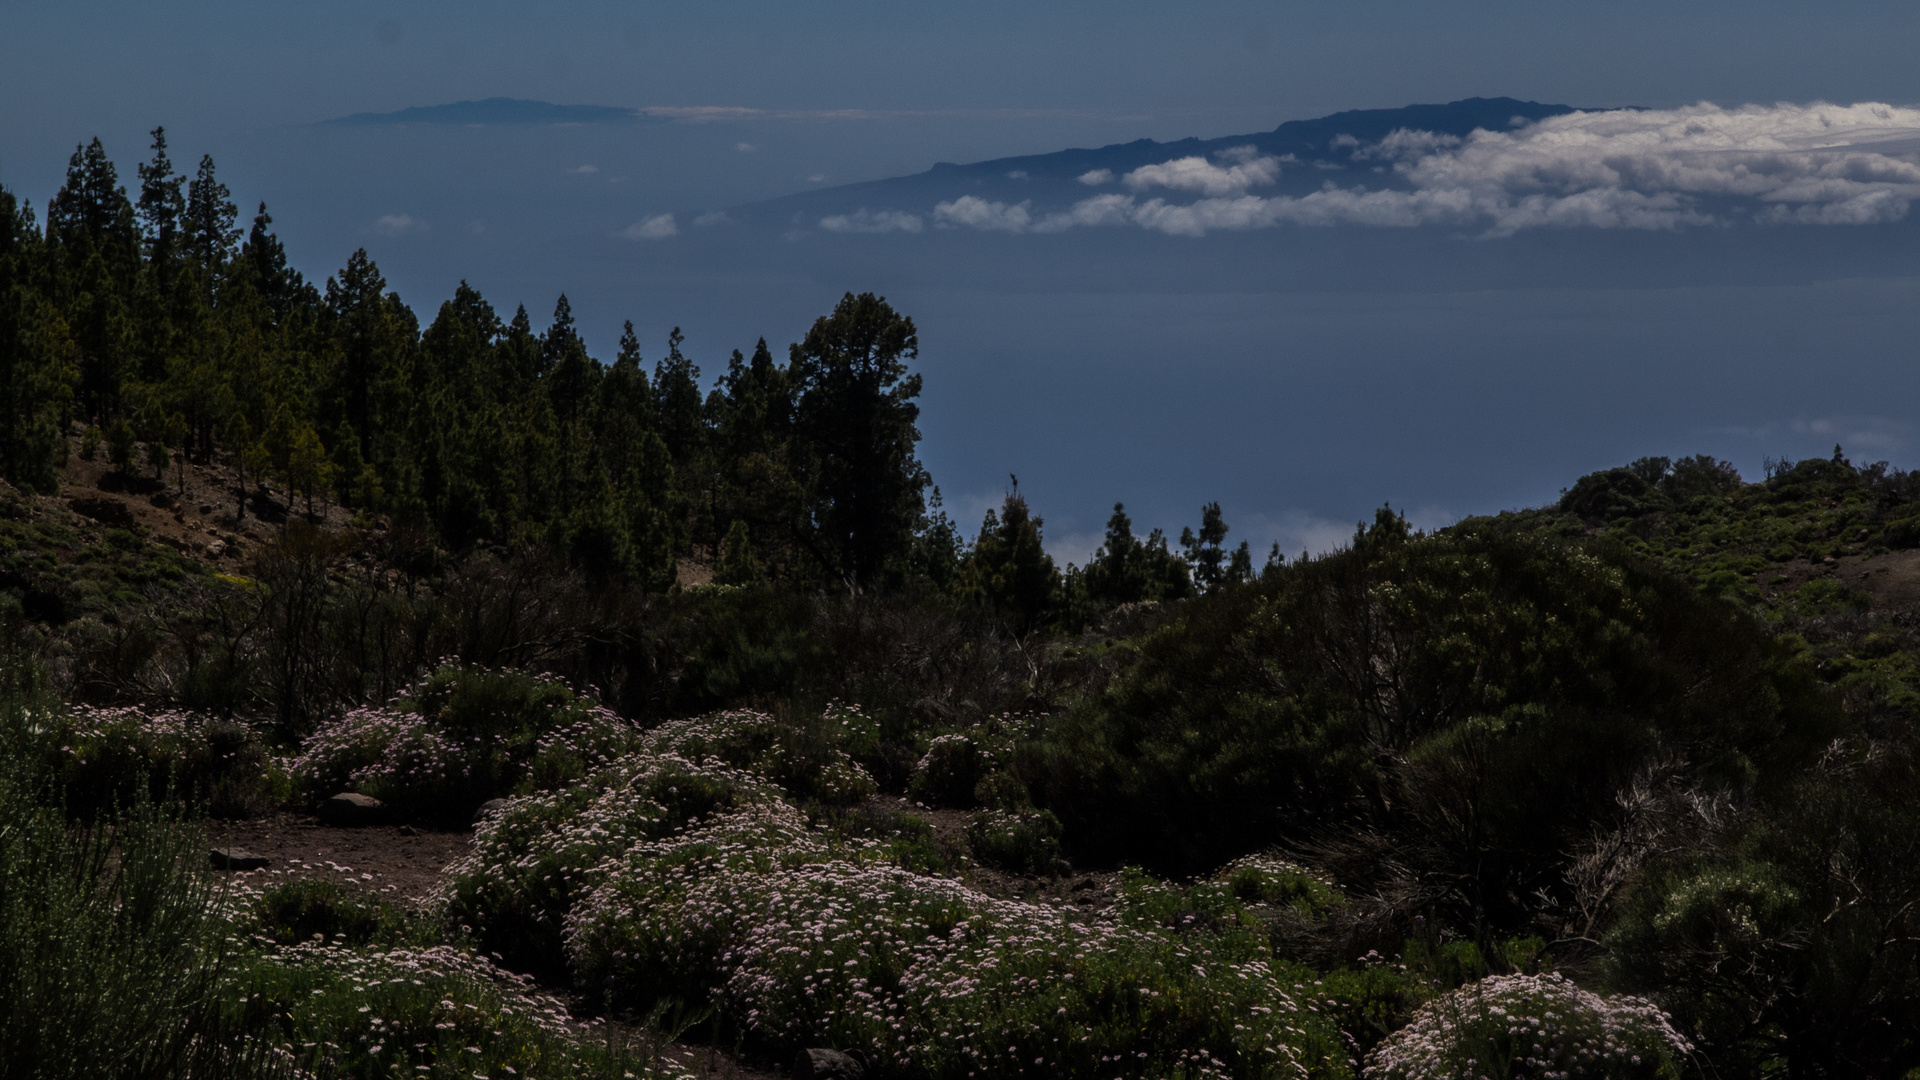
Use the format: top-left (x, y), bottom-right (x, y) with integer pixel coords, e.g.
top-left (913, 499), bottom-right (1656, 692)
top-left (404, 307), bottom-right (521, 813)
top-left (53, 704), bottom-right (278, 818)
top-left (910, 733), bottom-right (989, 806)
top-left (1218, 855), bottom-right (1345, 918)
top-left (641, 706), bottom-right (877, 805)
top-left (441, 753), bottom-right (783, 971)
top-left (964, 806), bottom-right (1067, 875)
top-left (1362, 973), bottom-right (1692, 1080)
top-left (566, 838), bottom-right (1353, 1078)
top-left (293, 664), bottom-right (638, 823)
top-left (234, 940), bottom-right (695, 1079)
top-left (909, 712), bottom-right (1046, 808)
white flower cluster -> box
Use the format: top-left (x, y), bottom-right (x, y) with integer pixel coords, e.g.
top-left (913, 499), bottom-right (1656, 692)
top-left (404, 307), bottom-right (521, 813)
top-left (1364, 972), bottom-right (1692, 1080)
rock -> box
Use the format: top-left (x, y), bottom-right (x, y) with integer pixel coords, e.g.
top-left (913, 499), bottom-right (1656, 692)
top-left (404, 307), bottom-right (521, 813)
top-left (474, 798), bottom-right (509, 822)
top-left (793, 1049), bottom-right (865, 1080)
top-left (148, 491), bottom-right (176, 509)
top-left (209, 848), bottom-right (269, 871)
top-left (317, 792), bottom-right (387, 826)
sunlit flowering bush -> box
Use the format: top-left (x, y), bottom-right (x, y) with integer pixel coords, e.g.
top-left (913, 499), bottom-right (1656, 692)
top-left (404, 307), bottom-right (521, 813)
top-left (641, 706), bottom-right (877, 805)
top-left (1363, 973), bottom-right (1692, 1080)
top-left (293, 664), bottom-right (638, 823)
top-left (442, 753), bottom-right (784, 971)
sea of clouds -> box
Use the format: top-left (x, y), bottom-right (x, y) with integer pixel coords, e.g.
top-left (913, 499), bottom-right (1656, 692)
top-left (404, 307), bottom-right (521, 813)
top-left (820, 102), bottom-right (1920, 238)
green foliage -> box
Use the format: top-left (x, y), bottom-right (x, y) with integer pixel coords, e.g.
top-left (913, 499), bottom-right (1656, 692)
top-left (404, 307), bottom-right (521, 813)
top-left (964, 806), bottom-right (1067, 874)
top-left (292, 663), bottom-right (636, 824)
top-left (253, 877), bottom-right (414, 948)
top-left (1075, 501), bottom-right (1192, 615)
top-left (1037, 521), bottom-right (1841, 938)
top-left (0, 680), bottom-right (245, 1079)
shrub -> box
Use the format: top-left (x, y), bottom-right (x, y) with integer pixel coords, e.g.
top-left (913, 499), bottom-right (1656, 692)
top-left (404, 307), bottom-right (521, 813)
top-left (231, 940), bottom-right (692, 1080)
top-left (0, 717), bottom-right (243, 1077)
top-left (293, 664), bottom-right (636, 824)
top-left (441, 753), bottom-right (782, 973)
top-left (964, 806), bottom-right (1067, 875)
top-left (52, 705), bottom-right (277, 819)
top-left (909, 733), bottom-right (988, 806)
top-left (1219, 854), bottom-right (1344, 918)
top-left (1362, 973), bottom-right (1690, 1080)
top-left (566, 832), bottom-right (1353, 1079)
top-left (642, 706), bottom-right (878, 805)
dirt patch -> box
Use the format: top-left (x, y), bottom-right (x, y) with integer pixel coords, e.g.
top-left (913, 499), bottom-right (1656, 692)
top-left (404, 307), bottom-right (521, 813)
top-left (205, 813), bottom-right (472, 903)
top-left (1756, 548), bottom-right (1920, 614)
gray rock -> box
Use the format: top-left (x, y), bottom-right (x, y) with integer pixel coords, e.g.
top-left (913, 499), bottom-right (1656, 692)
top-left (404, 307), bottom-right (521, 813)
top-left (793, 1049), bottom-right (864, 1079)
top-left (317, 792), bottom-right (387, 826)
top-left (209, 848), bottom-right (269, 871)
top-left (474, 798), bottom-right (509, 822)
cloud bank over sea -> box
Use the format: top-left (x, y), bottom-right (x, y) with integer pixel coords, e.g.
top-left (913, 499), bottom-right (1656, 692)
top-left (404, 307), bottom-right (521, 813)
top-left (813, 103), bottom-right (1920, 238)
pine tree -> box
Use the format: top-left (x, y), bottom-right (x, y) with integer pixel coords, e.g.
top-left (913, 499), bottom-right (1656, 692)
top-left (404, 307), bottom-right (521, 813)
top-left (184, 154), bottom-right (239, 277)
top-left (0, 186), bottom-right (76, 492)
top-left (135, 127), bottom-right (185, 285)
top-left (960, 491), bottom-right (1058, 632)
top-left (1083, 502), bottom-right (1192, 607)
top-left (789, 292), bottom-right (927, 589)
top-left (1181, 502), bottom-right (1232, 592)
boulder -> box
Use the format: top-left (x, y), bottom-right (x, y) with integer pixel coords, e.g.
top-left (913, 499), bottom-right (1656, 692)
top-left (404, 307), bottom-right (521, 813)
top-left (317, 792), bottom-right (387, 826)
top-left (474, 797), bottom-right (509, 822)
top-left (793, 1049), bottom-right (865, 1080)
top-left (209, 848), bottom-right (269, 871)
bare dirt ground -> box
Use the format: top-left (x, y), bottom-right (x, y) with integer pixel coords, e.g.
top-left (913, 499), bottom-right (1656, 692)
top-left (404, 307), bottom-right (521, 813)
top-left (1753, 546), bottom-right (1920, 612)
top-left (205, 813), bottom-right (472, 902)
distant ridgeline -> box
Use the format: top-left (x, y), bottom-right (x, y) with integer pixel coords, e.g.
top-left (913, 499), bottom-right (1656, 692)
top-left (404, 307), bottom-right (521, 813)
top-left (737, 96), bottom-right (1580, 223)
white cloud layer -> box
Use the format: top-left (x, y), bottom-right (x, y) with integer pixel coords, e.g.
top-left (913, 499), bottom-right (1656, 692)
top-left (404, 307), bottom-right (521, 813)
top-left (619, 214), bottom-right (678, 240)
top-left (939, 103), bottom-right (1920, 237)
top-left (820, 209), bottom-right (924, 234)
top-left (933, 196), bottom-right (1032, 232)
top-left (1122, 145), bottom-right (1281, 196)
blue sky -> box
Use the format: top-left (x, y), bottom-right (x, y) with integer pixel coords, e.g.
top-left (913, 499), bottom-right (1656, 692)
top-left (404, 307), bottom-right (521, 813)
top-left (5, 2), bottom-right (1920, 561)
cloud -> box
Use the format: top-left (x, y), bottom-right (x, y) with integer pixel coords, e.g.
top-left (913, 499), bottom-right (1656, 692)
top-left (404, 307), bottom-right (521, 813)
top-left (819, 209), bottom-right (924, 234)
top-left (933, 197), bottom-right (1034, 233)
top-left (1006, 170), bottom-right (1028, 180)
top-left (806, 174), bottom-right (829, 183)
top-left (1123, 146), bottom-right (1282, 196)
top-left (937, 102), bottom-right (1920, 238)
top-left (569, 164), bottom-right (598, 174)
top-left (371, 214), bottom-right (426, 235)
top-left (619, 214), bottom-right (678, 240)
top-left (735, 142), bottom-right (756, 153)
top-left (1078, 169), bottom-right (1113, 186)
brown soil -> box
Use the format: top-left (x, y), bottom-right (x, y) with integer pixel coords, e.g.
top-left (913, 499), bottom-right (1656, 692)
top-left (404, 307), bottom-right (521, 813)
top-left (50, 429), bottom-right (362, 571)
top-left (1753, 547), bottom-right (1920, 612)
top-left (205, 813), bottom-right (472, 902)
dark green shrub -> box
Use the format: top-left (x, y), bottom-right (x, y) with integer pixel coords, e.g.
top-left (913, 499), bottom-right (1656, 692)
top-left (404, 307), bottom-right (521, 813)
top-left (965, 807), bottom-right (1066, 875)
